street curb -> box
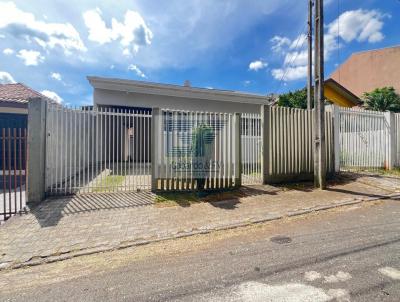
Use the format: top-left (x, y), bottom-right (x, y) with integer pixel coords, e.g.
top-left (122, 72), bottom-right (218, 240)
top-left (1, 193), bottom-right (399, 271)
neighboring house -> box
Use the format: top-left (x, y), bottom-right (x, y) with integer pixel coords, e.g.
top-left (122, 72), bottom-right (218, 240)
top-left (330, 45), bottom-right (400, 97)
top-left (0, 83), bottom-right (53, 129)
top-left (88, 76), bottom-right (271, 114)
top-left (324, 78), bottom-right (361, 108)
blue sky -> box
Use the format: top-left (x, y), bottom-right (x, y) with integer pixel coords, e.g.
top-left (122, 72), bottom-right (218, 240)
top-left (0, 0), bottom-right (399, 106)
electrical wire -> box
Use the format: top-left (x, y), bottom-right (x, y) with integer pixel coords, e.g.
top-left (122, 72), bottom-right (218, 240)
top-left (275, 24), bottom-right (309, 94)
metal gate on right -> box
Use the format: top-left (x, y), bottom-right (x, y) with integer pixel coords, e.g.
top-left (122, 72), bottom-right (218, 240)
top-left (339, 108), bottom-right (388, 171)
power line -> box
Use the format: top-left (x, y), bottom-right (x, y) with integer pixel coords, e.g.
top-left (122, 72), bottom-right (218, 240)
top-left (275, 23), bottom-right (308, 94)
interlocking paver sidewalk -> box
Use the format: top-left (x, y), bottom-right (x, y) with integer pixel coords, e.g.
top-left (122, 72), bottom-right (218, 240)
top-left (0, 174), bottom-right (399, 270)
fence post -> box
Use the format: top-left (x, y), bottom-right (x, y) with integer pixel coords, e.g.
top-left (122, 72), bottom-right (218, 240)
top-left (27, 98), bottom-right (47, 203)
top-left (384, 111), bottom-right (396, 170)
top-left (332, 105), bottom-right (341, 173)
top-left (151, 108), bottom-right (160, 191)
top-left (234, 112), bottom-right (242, 187)
top-left (261, 105), bottom-right (270, 184)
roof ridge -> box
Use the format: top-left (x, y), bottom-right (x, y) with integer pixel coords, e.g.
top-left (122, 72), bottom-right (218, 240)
top-left (352, 45), bottom-right (400, 56)
top-left (0, 82), bottom-right (55, 104)
top-left (87, 76), bottom-right (268, 99)
top-left (17, 82), bottom-right (49, 100)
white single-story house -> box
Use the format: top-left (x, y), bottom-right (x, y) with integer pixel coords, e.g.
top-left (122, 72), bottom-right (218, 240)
top-left (88, 76), bottom-right (271, 113)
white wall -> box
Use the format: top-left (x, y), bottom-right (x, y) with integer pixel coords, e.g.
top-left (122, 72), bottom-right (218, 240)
top-left (93, 88), bottom-right (263, 114)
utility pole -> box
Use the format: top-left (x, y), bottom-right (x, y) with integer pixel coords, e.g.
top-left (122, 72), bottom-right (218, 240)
top-left (307, 0), bottom-right (313, 110)
top-left (314, 0), bottom-right (326, 189)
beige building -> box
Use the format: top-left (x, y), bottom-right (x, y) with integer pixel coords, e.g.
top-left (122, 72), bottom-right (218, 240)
top-left (330, 45), bottom-right (400, 97)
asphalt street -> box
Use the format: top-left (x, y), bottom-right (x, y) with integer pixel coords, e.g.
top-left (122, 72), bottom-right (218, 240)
top-left (0, 199), bottom-right (399, 302)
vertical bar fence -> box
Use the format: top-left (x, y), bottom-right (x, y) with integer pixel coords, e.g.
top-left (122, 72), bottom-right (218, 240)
top-left (153, 109), bottom-right (239, 191)
top-left (339, 107), bottom-right (387, 171)
top-left (241, 113), bottom-right (262, 185)
top-left (264, 106), bottom-right (334, 183)
top-left (1, 128), bottom-right (27, 222)
top-left (45, 104), bottom-right (152, 195)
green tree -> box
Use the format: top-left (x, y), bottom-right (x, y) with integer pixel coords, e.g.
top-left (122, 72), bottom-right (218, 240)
top-left (277, 87), bottom-right (313, 109)
top-left (363, 87), bottom-right (400, 112)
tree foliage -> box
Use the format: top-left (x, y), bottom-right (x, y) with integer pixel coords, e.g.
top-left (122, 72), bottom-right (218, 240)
top-left (277, 87), bottom-right (313, 109)
top-left (363, 87), bottom-right (400, 112)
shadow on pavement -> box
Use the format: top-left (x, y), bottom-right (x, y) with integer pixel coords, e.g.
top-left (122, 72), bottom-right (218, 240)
top-left (154, 185), bottom-right (279, 210)
top-left (30, 191), bottom-right (155, 228)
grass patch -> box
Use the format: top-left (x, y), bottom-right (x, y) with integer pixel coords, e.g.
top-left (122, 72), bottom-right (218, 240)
top-left (276, 182), bottom-right (314, 192)
top-left (376, 168), bottom-right (400, 177)
top-left (92, 175), bottom-right (125, 192)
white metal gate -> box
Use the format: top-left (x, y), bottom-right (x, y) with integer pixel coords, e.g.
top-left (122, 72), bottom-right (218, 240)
top-left (153, 109), bottom-right (239, 191)
top-left (339, 108), bottom-right (388, 171)
top-left (241, 114), bottom-right (262, 185)
top-left (45, 104), bottom-right (151, 195)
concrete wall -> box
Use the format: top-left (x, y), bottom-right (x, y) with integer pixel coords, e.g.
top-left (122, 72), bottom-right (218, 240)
top-left (93, 88), bottom-right (263, 114)
top-left (331, 46), bottom-right (400, 97)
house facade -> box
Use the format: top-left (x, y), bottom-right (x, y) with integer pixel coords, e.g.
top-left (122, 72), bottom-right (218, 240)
top-left (88, 76), bottom-right (271, 114)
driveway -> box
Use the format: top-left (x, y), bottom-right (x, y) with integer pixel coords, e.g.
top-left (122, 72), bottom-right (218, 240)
top-left (0, 173), bottom-right (399, 270)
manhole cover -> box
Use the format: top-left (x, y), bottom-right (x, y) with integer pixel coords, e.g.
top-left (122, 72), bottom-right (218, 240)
top-left (270, 235), bottom-right (292, 244)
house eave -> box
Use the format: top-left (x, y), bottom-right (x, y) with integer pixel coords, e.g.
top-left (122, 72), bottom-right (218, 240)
top-left (87, 76), bottom-right (270, 105)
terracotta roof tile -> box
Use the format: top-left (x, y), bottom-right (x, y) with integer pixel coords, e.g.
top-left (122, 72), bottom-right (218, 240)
top-left (0, 83), bottom-right (53, 104)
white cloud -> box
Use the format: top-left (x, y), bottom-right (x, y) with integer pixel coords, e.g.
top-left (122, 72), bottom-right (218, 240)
top-left (41, 90), bottom-right (63, 103)
top-left (249, 60), bottom-right (268, 71)
top-left (58, 1), bottom-right (293, 70)
top-left (326, 9), bottom-right (386, 44)
top-left (270, 36), bottom-right (291, 54)
top-left (50, 72), bottom-right (62, 81)
top-left (17, 49), bottom-right (44, 66)
top-left (0, 2), bottom-right (86, 54)
top-left (270, 33), bottom-right (308, 81)
top-left (83, 8), bottom-right (153, 54)
top-left (128, 64), bottom-right (146, 78)
top-left (122, 48), bottom-right (131, 57)
top-left (271, 66), bottom-right (308, 81)
top-left (0, 71), bottom-right (16, 84)
top-left (270, 9), bottom-right (387, 82)
top-left (3, 48), bottom-right (14, 55)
